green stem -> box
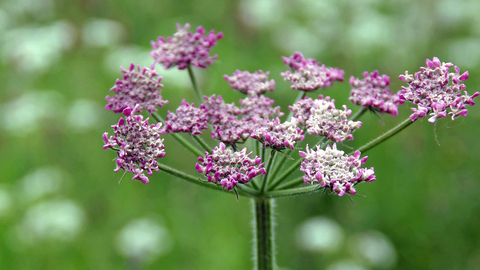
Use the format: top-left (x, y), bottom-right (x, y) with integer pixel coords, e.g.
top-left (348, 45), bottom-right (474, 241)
top-left (254, 197), bottom-right (275, 270)
top-left (187, 64), bottom-right (203, 102)
top-left (275, 176), bottom-right (304, 190)
top-left (286, 91), bottom-right (307, 121)
top-left (350, 117), bottom-right (414, 155)
top-left (264, 185), bottom-right (321, 198)
top-left (151, 113), bottom-right (204, 157)
top-left (192, 135), bottom-right (211, 153)
top-left (260, 150), bottom-right (276, 193)
top-left (158, 163), bottom-right (230, 194)
top-left (351, 107), bottom-right (368, 121)
top-left (267, 149), bottom-right (291, 186)
top-left (267, 158), bottom-right (302, 191)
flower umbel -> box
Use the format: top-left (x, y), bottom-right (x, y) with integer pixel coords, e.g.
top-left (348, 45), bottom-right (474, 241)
top-left (163, 99), bottom-right (209, 135)
top-left (250, 118), bottom-right (305, 150)
top-left (299, 144), bottom-right (375, 196)
top-left (105, 63), bottom-right (167, 114)
top-left (195, 143), bottom-right (266, 191)
top-left (349, 71), bottom-right (403, 116)
top-left (103, 106), bottom-right (165, 184)
top-left (399, 57), bottom-right (478, 123)
top-left (290, 95), bottom-right (362, 142)
top-left (281, 52), bottom-right (344, 91)
top-left (150, 23), bottom-right (223, 70)
top-left (224, 70), bottom-right (275, 96)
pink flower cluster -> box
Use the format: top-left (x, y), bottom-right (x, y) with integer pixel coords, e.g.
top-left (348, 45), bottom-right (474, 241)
top-left (103, 106), bottom-right (166, 184)
top-left (224, 70), bottom-right (275, 96)
top-left (204, 95), bottom-right (283, 145)
top-left (105, 64), bottom-right (168, 114)
top-left (150, 23), bottom-right (223, 70)
top-left (399, 57), bottom-right (479, 123)
top-left (299, 144), bottom-right (375, 196)
top-left (250, 118), bottom-right (305, 150)
top-left (281, 52), bottom-right (344, 91)
top-left (289, 95), bottom-right (362, 142)
top-left (163, 99), bottom-right (209, 135)
top-left (195, 143), bottom-right (266, 190)
top-left (349, 71), bottom-right (403, 116)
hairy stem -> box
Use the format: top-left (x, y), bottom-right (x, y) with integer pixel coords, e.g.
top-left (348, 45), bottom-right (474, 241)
top-left (350, 117), bottom-right (414, 155)
top-left (187, 64), bottom-right (203, 102)
top-left (267, 158), bottom-right (302, 191)
top-left (275, 176), bottom-right (303, 190)
top-left (264, 185), bottom-right (321, 198)
top-left (158, 164), bottom-right (229, 193)
top-left (351, 107), bottom-right (368, 121)
top-left (151, 113), bottom-right (204, 157)
top-left (192, 135), bottom-right (211, 153)
top-left (260, 150), bottom-right (276, 193)
top-left (253, 197), bottom-right (275, 270)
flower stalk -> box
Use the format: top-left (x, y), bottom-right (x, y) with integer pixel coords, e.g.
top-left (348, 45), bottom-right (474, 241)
top-left (254, 197), bottom-right (275, 270)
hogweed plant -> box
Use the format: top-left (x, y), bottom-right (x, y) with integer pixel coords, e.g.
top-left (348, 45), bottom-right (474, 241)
top-left (102, 23), bottom-right (478, 270)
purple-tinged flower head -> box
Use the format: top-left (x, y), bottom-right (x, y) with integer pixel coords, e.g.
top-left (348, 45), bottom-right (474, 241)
top-left (349, 71), bottom-right (404, 116)
top-left (223, 70), bottom-right (275, 96)
top-left (299, 144), bottom-right (375, 196)
top-left (203, 94), bottom-right (238, 124)
top-left (103, 106), bottom-right (165, 184)
top-left (281, 52), bottom-right (344, 91)
top-left (305, 95), bottom-right (362, 142)
top-left (204, 94), bottom-right (283, 145)
top-left (163, 99), bottom-right (209, 135)
top-left (399, 57), bottom-right (479, 123)
top-left (250, 118), bottom-right (305, 150)
top-left (105, 63), bottom-right (168, 114)
top-left (288, 96), bottom-right (316, 125)
top-left (195, 143), bottom-right (266, 191)
top-left (238, 95), bottom-right (284, 120)
top-left (150, 23), bottom-right (223, 70)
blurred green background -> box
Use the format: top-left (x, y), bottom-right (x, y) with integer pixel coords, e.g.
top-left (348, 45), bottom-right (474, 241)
top-left (1, 0), bottom-right (480, 269)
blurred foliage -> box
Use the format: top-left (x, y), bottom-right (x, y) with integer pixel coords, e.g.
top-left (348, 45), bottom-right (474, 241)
top-left (0, 0), bottom-right (480, 269)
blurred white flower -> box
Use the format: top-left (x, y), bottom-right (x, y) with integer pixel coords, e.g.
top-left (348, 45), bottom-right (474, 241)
top-left (67, 99), bottom-right (104, 132)
top-left (0, 186), bottom-right (13, 217)
top-left (1, 91), bottom-right (64, 135)
top-left (2, 0), bottom-right (53, 20)
top-left (116, 217), bottom-right (172, 263)
top-left (349, 231), bottom-right (397, 269)
top-left (0, 8), bottom-right (11, 34)
top-left (296, 217), bottom-right (344, 252)
top-left (82, 19), bottom-right (126, 47)
top-left (239, 0), bottom-right (284, 29)
top-left (1, 21), bottom-right (75, 73)
top-left (104, 46), bottom-right (190, 89)
top-left (448, 38), bottom-right (480, 68)
top-left (272, 22), bottom-right (324, 56)
top-left (17, 199), bottom-right (85, 243)
top-left (19, 166), bottom-right (64, 202)
top-left (327, 260), bottom-right (370, 270)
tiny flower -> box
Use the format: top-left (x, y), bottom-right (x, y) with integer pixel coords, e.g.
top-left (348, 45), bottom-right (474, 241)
top-left (105, 63), bottom-right (168, 114)
top-left (291, 95), bottom-right (362, 142)
top-left (250, 118), bottom-right (305, 150)
top-left (299, 144), bottom-right (375, 196)
top-left (349, 71), bottom-right (404, 116)
top-left (399, 57), bottom-right (479, 123)
top-left (103, 106), bottom-right (165, 184)
top-left (204, 94), bottom-right (283, 145)
top-left (223, 70), bottom-right (275, 96)
top-left (195, 143), bottom-right (266, 191)
top-left (281, 52), bottom-right (344, 91)
top-left (163, 99), bottom-right (209, 135)
top-left (150, 23), bottom-right (223, 70)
